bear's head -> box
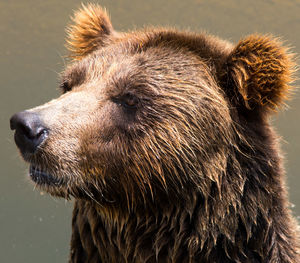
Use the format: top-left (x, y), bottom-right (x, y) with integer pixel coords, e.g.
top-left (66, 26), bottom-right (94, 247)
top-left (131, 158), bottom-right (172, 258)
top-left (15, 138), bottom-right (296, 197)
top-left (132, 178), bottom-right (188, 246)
top-left (10, 4), bottom-right (295, 214)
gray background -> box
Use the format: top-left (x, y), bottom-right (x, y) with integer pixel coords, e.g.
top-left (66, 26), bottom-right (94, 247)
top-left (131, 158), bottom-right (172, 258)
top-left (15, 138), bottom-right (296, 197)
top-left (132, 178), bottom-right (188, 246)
top-left (1, 0), bottom-right (300, 262)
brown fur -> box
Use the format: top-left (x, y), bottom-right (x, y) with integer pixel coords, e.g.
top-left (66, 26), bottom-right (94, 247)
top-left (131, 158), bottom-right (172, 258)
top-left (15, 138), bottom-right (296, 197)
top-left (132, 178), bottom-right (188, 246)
top-left (224, 35), bottom-right (296, 112)
top-left (12, 4), bottom-right (299, 262)
top-left (66, 4), bottom-right (117, 59)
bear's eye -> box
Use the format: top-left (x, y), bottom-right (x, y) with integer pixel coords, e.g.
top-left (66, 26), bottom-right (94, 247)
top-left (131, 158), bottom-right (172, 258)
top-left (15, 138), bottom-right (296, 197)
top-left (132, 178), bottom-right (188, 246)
top-left (112, 94), bottom-right (139, 109)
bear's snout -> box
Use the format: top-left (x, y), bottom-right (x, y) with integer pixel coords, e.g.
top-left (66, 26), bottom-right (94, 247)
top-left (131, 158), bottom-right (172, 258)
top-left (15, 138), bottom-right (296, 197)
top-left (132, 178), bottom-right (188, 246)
top-left (10, 111), bottom-right (49, 155)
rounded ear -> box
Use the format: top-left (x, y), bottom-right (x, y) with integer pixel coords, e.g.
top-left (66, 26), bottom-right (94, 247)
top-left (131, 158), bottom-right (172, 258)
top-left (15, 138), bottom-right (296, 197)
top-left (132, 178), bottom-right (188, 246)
top-left (223, 35), bottom-right (296, 113)
top-left (66, 4), bottom-right (116, 59)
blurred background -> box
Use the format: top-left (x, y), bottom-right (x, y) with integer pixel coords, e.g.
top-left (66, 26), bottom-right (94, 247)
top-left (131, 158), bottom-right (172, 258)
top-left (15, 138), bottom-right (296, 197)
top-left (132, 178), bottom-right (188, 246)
top-left (1, 0), bottom-right (300, 262)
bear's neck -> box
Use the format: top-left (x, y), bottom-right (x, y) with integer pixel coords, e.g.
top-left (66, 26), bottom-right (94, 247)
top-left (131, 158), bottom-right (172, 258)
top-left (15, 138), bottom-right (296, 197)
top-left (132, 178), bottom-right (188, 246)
top-left (69, 183), bottom-right (298, 263)
top-left (69, 123), bottom-right (299, 262)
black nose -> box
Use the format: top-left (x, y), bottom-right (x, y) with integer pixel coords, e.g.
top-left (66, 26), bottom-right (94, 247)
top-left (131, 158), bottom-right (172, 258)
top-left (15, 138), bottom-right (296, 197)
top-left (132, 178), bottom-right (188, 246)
top-left (10, 111), bottom-right (49, 154)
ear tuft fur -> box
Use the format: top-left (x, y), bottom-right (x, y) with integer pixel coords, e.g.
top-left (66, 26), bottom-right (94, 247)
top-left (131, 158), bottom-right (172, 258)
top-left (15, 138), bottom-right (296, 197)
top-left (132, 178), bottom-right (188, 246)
top-left (66, 4), bottom-right (114, 59)
top-left (226, 35), bottom-right (296, 112)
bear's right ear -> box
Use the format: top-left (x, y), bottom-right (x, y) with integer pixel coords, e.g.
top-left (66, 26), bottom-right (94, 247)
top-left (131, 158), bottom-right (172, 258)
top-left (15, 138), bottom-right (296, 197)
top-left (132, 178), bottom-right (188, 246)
top-left (221, 35), bottom-right (295, 113)
top-left (66, 4), bottom-right (116, 60)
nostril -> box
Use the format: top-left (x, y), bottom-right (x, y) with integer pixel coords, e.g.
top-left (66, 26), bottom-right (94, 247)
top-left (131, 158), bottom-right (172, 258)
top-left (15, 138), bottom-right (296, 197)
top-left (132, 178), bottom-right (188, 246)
top-left (10, 111), bottom-right (49, 154)
top-left (21, 122), bottom-right (46, 140)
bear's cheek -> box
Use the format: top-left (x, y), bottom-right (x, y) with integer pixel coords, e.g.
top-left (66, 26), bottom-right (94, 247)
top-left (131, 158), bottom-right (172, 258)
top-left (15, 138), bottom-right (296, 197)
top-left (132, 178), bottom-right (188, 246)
top-left (76, 103), bottom-right (132, 174)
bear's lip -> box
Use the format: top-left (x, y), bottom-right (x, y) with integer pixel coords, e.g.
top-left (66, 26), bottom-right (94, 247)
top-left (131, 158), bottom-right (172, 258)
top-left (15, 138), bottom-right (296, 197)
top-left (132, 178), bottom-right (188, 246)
top-left (29, 165), bottom-right (65, 186)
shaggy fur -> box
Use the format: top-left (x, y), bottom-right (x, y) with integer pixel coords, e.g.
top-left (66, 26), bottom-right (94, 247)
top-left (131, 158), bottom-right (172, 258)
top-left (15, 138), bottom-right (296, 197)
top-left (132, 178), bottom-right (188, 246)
top-left (224, 35), bottom-right (295, 112)
top-left (11, 4), bottom-right (299, 262)
top-left (66, 4), bottom-right (116, 59)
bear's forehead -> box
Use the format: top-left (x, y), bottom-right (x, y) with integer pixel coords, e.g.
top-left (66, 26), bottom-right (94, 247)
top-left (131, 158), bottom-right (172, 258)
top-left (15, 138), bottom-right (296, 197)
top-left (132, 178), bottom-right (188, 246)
top-left (60, 30), bottom-right (233, 95)
top-left (64, 29), bottom-right (233, 76)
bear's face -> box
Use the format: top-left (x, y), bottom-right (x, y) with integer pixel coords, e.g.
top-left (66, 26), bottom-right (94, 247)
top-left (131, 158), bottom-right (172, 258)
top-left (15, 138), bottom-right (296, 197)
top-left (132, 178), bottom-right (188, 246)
top-left (11, 4), bottom-right (294, 210)
top-left (22, 41), bottom-right (232, 206)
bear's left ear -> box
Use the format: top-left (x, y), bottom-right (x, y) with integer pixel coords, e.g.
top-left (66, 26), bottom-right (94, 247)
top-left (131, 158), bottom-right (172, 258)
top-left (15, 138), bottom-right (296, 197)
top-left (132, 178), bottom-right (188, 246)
top-left (66, 4), bottom-right (116, 59)
top-left (222, 35), bottom-right (295, 113)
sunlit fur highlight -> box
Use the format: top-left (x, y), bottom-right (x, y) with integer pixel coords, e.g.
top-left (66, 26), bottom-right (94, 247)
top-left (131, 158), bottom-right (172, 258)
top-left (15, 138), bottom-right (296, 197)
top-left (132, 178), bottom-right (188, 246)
top-left (66, 4), bottom-right (116, 59)
top-left (225, 35), bottom-right (296, 112)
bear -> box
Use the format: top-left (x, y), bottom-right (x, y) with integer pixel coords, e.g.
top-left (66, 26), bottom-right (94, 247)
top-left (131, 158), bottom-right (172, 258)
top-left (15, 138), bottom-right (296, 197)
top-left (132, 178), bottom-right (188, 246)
top-left (10, 4), bottom-right (300, 262)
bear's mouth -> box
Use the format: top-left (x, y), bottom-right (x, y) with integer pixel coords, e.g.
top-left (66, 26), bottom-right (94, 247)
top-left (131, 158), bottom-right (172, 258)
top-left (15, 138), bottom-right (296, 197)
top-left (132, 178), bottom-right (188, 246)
top-left (29, 165), bottom-right (65, 186)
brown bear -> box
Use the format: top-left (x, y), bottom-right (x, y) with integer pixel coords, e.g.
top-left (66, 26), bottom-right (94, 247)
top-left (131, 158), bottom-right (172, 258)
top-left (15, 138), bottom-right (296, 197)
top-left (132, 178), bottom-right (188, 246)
top-left (10, 4), bottom-right (300, 262)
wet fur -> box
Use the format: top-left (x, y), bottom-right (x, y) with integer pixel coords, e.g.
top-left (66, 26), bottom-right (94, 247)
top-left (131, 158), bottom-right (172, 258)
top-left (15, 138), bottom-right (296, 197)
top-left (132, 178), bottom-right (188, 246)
top-left (16, 4), bottom-right (300, 262)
